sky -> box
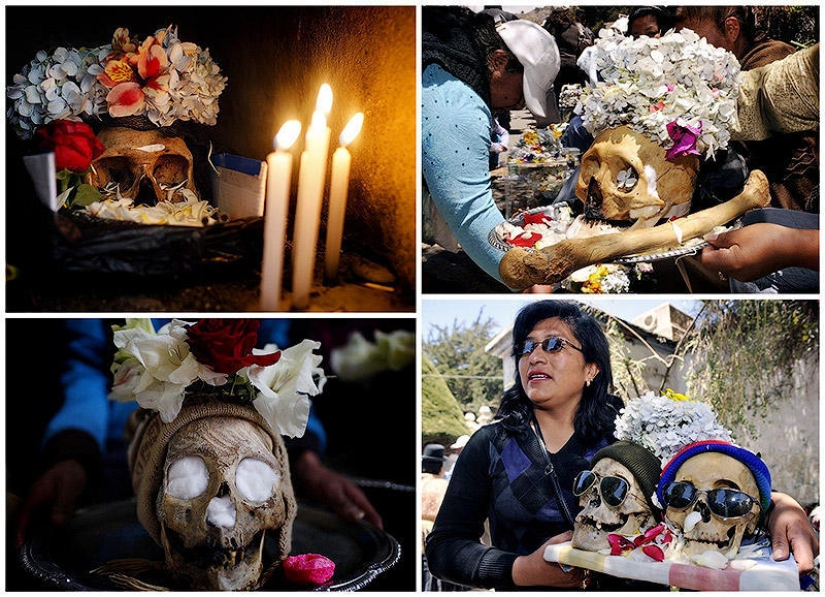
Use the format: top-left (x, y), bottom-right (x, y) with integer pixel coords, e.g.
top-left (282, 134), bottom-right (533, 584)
top-left (422, 297), bottom-right (702, 337)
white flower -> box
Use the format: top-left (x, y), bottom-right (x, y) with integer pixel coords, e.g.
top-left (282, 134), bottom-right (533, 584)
top-left (614, 392), bottom-right (733, 465)
top-left (578, 28), bottom-right (739, 159)
top-left (7, 25), bottom-right (226, 139)
top-left (330, 329), bottom-right (415, 382)
top-left (616, 167), bottom-right (638, 190)
top-left (110, 319), bottom-right (200, 421)
top-left (247, 340), bottom-right (327, 438)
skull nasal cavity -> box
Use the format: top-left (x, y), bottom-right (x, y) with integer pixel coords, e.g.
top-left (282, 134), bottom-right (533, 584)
top-left (696, 499), bottom-right (712, 522)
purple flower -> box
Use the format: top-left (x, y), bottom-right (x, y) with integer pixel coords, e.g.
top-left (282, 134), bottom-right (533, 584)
top-left (665, 120), bottom-right (702, 160)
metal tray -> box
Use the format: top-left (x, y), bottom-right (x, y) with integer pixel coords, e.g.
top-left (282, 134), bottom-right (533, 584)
top-left (19, 498), bottom-right (400, 591)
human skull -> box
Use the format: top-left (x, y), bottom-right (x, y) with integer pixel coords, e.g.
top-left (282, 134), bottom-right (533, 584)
top-left (158, 416), bottom-right (295, 591)
top-left (86, 127), bottom-right (198, 205)
top-left (663, 452), bottom-right (760, 559)
top-left (572, 457), bottom-right (657, 551)
top-left (575, 126), bottom-right (700, 229)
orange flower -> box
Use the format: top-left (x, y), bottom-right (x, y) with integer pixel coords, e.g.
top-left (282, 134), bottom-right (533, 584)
top-left (98, 34), bottom-right (170, 118)
top-left (99, 59), bottom-right (136, 87)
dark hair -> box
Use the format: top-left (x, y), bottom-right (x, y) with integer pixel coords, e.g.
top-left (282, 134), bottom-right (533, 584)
top-left (674, 6), bottom-right (758, 43)
top-left (470, 9), bottom-right (522, 72)
top-left (627, 6), bottom-right (675, 35)
top-left (497, 300), bottom-right (621, 444)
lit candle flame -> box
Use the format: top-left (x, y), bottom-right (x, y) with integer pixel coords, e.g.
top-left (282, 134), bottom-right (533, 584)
top-left (339, 112), bottom-right (364, 147)
top-left (274, 120), bottom-right (301, 151)
top-left (316, 83), bottom-right (333, 115)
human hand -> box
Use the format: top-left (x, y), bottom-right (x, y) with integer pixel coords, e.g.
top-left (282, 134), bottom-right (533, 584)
top-left (768, 492), bottom-right (820, 574)
top-left (15, 459), bottom-right (87, 549)
top-left (701, 224), bottom-right (818, 281)
top-left (292, 450), bottom-right (383, 529)
top-left (512, 531), bottom-right (585, 588)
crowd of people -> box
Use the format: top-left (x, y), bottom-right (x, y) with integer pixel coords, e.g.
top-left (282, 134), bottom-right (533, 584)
top-left (422, 5), bottom-right (819, 293)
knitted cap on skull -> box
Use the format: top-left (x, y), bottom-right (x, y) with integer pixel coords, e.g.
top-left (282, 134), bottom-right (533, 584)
top-left (127, 396), bottom-right (296, 557)
top-left (593, 440), bottom-right (662, 513)
top-left (657, 440), bottom-right (772, 522)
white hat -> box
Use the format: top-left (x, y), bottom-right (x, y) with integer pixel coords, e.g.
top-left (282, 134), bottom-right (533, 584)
top-left (496, 20), bottom-right (560, 119)
top-left (450, 434), bottom-right (470, 450)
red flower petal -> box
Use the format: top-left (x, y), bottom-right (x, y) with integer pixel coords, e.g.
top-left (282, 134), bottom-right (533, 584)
top-left (106, 83), bottom-right (145, 118)
top-left (138, 43), bottom-right (168, 80)
top-left (509, 232), bottom-right (542, 248)
top-left (283, 554), bottom-right (335, 585)
top-left (642, 545), bottom-right (665, 562)
top-left (523, 212), bottom-right (553, 226)
top-left (607, 534), bottom-right (632, 555)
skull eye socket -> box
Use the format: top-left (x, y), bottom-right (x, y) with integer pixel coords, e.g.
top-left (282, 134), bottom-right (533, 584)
top-left (616, 167), bottom-right (638, 191)
top-left (93, 157), bottom-right (137, 190)
top-left (153, 154), bottom-right (190, 187)
top-left (236, 458), bottom-right (280, 502)
top-left (166, 456), bottom-right (209, 499)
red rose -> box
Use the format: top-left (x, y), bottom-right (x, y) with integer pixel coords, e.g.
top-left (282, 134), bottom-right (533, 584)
top-left (35, 120), bottom-right (106, 173)
top-left (185, 320), bottom-right (281, 375)
top-left (283, 554), bottom-right (335, 585)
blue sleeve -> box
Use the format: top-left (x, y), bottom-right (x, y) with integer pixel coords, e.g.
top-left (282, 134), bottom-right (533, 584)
top-left (44, 319), bottom-right (110, 451)
top-left (422, 64), bottom-right (507, 283)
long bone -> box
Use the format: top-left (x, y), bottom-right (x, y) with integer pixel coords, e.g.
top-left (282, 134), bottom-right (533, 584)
top-left (499, 169), bottom-right (771, 290)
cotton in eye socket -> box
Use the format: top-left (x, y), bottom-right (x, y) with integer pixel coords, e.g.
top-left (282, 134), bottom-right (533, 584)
top-left (236, 458), bottom-right (280, 502)
top-left (166, 456), bottom-right (209, 499)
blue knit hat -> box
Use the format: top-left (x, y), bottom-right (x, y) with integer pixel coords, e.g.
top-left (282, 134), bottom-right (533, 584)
top-left (657, 440), bottom-right (772, 522)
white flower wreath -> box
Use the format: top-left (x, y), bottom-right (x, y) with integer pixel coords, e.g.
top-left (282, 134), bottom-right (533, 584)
top-left (575, 28), bottom-right (741, 160)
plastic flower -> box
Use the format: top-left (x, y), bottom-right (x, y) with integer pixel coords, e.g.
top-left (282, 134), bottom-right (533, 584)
top-left (247, 340), bottom-right (327, 438)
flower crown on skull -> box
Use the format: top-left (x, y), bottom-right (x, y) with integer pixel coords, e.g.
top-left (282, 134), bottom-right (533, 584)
top-left (574, 28), bottom-right (741, 160)
top-left (7, 24), bottom-right (227, 140)
top-left (108, 319), bottom-right (326, 438)
top-left (613, 389), bottom-right (734, 467)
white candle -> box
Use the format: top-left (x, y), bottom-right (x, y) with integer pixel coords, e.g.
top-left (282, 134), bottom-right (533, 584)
top-left (291, 84), bottom-right (333, 310)
top-left (261, 120), bottom-right (301, 311)
top-left (324, 112), bottom-right (363, 281)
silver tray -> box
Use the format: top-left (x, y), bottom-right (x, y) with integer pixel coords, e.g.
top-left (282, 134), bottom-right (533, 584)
top-left (490, 206), bottom-right (731, 265)
top-left (19, 498), bottom-right (400, 591)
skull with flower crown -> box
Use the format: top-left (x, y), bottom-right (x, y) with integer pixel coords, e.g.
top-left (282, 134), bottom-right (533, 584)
top-left (113, 319), bottom-right (327, 590)
top-left (573, 28), bottom-right (740, 229)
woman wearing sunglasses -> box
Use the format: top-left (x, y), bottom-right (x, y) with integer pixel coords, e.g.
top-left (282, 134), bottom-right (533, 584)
top-left (424, 300), bottom-right (818, 590)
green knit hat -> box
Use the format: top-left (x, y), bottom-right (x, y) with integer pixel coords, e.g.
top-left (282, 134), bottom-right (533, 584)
top-left (593, 441), bottom-right (662, 513)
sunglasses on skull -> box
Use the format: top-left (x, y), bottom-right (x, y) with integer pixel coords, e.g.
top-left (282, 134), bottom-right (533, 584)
top-left (572, 470), bottom-right (639, 508)
top-left (661, 481), bottom-right (758, 518)
top-left (519, 337), bottom-right (583, 356)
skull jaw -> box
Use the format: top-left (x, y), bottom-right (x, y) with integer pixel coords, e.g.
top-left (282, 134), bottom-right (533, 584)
top-left (161, 526), bottom-right (272, 591)
top-left (572, 512), bottom-right (657, 551)
top-left (680, 525), bottom-right (747, 560)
